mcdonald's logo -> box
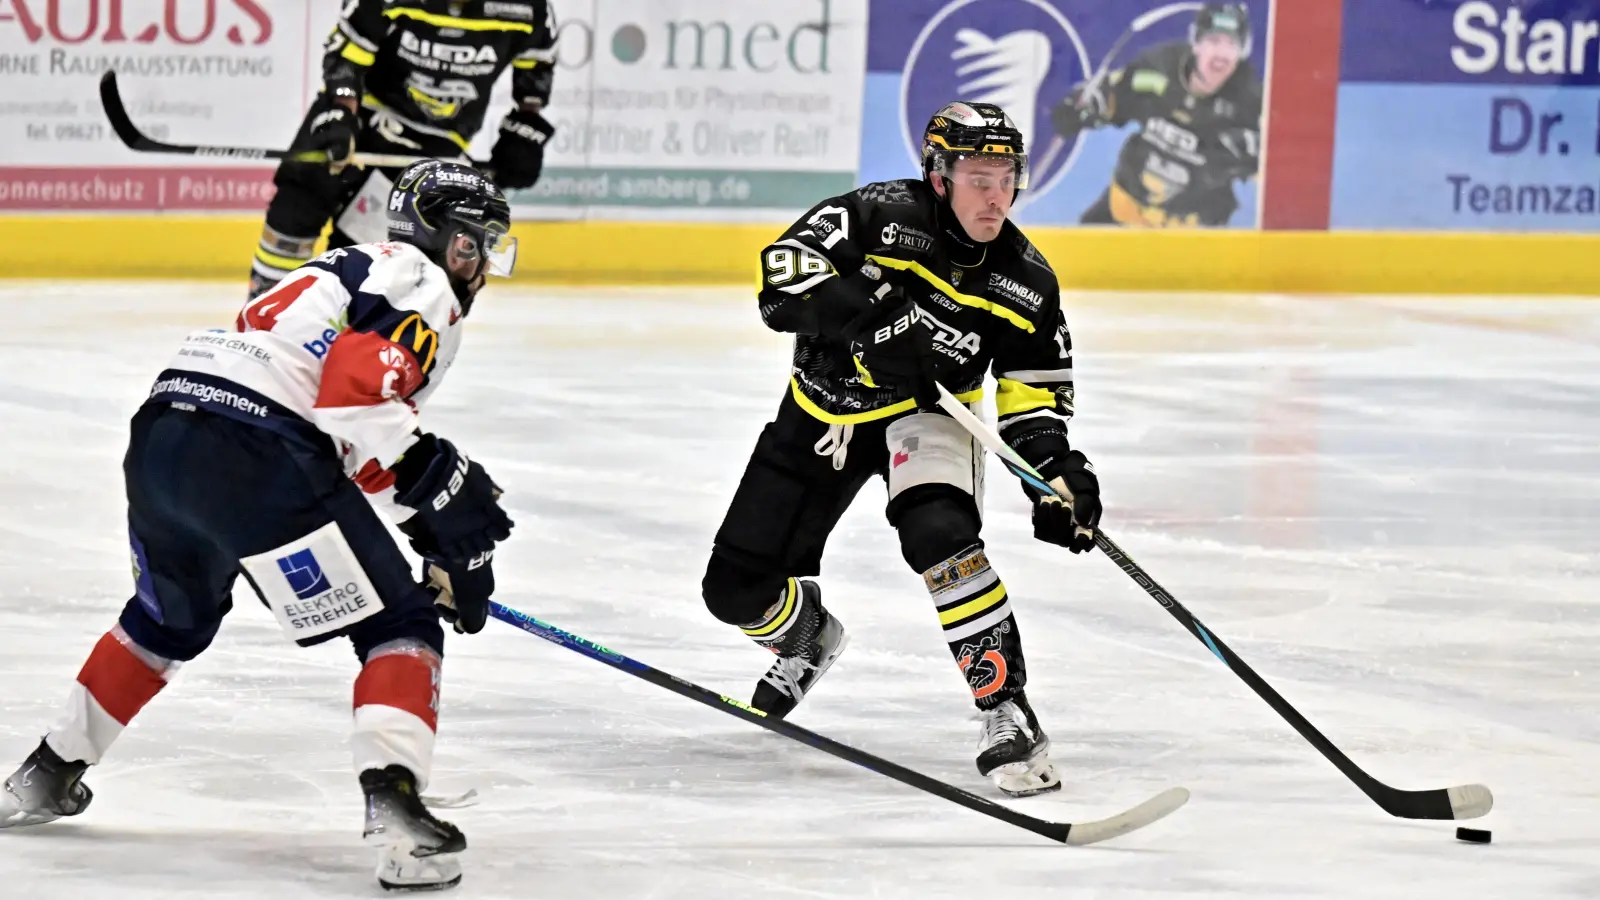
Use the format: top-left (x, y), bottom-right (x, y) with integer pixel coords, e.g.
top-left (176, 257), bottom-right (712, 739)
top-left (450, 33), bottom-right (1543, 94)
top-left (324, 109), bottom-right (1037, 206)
top-left (388, 313), bottom-right (439, 374)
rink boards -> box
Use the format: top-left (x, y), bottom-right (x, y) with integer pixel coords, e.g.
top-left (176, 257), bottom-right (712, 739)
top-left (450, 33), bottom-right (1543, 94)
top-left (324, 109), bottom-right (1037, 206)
top-left (3, 216), bottom-right (1597, 295)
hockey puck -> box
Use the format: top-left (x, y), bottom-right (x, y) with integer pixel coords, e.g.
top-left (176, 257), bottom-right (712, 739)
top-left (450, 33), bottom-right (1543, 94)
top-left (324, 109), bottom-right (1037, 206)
top-left (1455, 827), bottom-right (1492, 844)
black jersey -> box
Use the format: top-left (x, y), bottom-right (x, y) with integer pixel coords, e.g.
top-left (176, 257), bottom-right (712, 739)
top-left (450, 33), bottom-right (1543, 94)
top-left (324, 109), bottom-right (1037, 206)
top-left (322, 0), bottom-right (556, 152)
top-left (1097, 42), bottom-right (1262, 226)
top-left (757, 178), bottom-right (1075, 455)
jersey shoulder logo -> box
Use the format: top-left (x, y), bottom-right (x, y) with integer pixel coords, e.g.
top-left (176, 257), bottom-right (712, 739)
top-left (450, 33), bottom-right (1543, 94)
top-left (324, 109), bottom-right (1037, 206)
top-left (1132, 69), bottom-right (1169, 94)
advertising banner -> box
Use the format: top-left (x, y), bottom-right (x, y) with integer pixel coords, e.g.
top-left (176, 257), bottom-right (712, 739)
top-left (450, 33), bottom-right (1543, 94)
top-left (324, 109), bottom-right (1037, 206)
top-left (0, 0), bottom-right (320, 211)
top-left (1331, 0), bottom-right (1600, 230)
top-left (497, 0), bottom-right (867, 218)
top-left (0, 0), bottom-right (867, 218)
top-left (858, 0), bottom-right (1271, 229)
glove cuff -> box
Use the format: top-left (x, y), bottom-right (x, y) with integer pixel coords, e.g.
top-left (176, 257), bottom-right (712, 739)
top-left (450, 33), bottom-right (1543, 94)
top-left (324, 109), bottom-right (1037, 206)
top-left (1005, 423), bottom-right (1069, 475)
top-left (500, 107), bottom-right (554, 145)
top-left (391, 433), bottom-right (448, 505)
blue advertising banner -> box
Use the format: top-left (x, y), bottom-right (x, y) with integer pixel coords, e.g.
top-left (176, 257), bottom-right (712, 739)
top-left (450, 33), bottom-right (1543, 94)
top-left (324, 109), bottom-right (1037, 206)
top-left (1331, 0), bottom-right (1600, 230)
top-left (860, 0), bottom-right (1272, 228)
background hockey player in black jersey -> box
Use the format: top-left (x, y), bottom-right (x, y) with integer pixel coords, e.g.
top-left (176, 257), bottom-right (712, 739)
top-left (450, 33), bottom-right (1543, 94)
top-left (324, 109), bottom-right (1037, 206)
top-left (701, 101), bottom-right (1101, 798)
top-left (248, 0), bottom-right (557, 298)
top-left (1050, 3), bottom-right (1262, 228)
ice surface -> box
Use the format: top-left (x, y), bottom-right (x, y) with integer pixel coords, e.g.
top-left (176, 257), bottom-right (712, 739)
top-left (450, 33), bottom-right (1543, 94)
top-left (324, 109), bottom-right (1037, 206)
top-left (0, 282), bottom-right (1596, 899)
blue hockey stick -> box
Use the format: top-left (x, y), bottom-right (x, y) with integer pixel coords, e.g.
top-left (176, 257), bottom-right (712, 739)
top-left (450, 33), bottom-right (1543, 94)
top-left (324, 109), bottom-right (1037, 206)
top-left (931, 383), bottom-right (1492, 821)
top-left (485, 600), bottom-right (1187, 845)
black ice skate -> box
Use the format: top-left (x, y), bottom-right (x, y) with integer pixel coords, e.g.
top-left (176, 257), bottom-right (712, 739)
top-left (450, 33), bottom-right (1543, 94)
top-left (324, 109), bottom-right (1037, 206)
top-left (749, 580), bottom-right (849, 719)
top-left (0, 740), bottom-right (93, 828)
top-left (361, 765), bottom-right (466, 892)
top-left (976, 693), bottom-right (1061, 798)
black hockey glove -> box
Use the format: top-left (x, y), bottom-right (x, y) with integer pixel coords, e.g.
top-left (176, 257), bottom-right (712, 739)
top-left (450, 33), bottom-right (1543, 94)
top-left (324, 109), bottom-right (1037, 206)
top-left (1030, 449), bottom-right (1101, 554)
top-left (423, 555), bottom-right (494, 635)
top-left (1217, 126), bottom-right (1260, 180)
top-left (391, 433), bottom-right (514, 562)
top-left (841, 278), bottom-right (938, 408)
top-left (1011, 424), bottom-right (1100, 553)
top-left (307, 101), bottom-right (359, 174)
top-left (1050, 81), bottom-right (1109, 139)
top-left (490, 108), bottom-right (555, 190)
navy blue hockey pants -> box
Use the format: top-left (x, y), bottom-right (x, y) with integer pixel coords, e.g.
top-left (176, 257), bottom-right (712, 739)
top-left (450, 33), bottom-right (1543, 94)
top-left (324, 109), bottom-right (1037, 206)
top-left (119, 403), bottom-right (443, 663)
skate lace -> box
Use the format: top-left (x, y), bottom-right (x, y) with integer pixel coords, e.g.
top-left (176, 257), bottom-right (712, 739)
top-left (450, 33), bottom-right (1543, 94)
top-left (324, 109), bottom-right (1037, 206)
top-left (761, 654), bottom-right (818, 699)
top-left (979, 703), bottom-right (1023, 750)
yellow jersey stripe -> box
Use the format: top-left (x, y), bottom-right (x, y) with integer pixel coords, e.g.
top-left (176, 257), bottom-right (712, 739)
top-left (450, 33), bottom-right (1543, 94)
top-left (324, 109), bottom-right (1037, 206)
top-left (339, 41), bottom-right (376, 67)
top-left (383, 8), bottom-right (534, 32)
top-left (994, 379), bottom-right (1057, 418)
top-left (864, 255), bottom-right (1035, 334)
top-left (741, 578), bottom-right (798, 637)
top-left (790, 378), bottom-right (983, 425)
top-left (938, 583), bottom-right (1008, 626)
top-left (511, 58), bottom-right (542, 70)
top-left (254, 246), bottom-right (310, 272)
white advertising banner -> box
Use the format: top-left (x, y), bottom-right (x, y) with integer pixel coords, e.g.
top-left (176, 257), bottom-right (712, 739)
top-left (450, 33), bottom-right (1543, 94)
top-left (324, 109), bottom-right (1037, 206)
top-left (0, 0), bottom-right (867, 217)
top-left (0, 0), bottom-right (322, 210)
top-left (480, 0), bottom-right (867, 218)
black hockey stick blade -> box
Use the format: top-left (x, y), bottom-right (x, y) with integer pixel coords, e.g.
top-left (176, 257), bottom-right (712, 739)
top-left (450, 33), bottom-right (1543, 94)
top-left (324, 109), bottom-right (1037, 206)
top-left (99, 71), bottom-right (446, 169)
top-left (488, 601), bottom-right (1189, 845)
top-left (1092, 534), bottom-right (1493, 821)
top-left (930, 383), bottom-right (1494, 822)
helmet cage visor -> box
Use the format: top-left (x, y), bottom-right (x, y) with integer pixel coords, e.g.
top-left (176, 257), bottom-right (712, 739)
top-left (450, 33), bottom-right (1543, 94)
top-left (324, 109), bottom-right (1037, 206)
top-left (481, 221), bottom-right (517, 278)
top-left (444, 215), bottom-right (516, 278)
top-left (928, 149), bottom-right (1030, 193)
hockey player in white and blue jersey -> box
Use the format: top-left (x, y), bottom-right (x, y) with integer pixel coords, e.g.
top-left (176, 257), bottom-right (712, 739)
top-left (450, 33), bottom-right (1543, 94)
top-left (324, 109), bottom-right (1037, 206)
top-left (0, 161), bottom-right (517, 892)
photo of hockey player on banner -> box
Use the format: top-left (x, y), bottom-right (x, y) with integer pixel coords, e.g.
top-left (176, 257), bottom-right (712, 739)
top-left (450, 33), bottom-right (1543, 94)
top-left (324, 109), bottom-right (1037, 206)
top-left (859, 0), bottom-right (1271, 228)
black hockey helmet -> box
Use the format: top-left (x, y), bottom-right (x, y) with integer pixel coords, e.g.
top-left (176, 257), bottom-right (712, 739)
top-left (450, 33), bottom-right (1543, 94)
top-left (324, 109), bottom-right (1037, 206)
top-left (921, 101), bottom-right (1030, 192)
top-left (387, 160), bottom-right (516, 295)
top-left (1191, 3), bottom-right (1252, 57)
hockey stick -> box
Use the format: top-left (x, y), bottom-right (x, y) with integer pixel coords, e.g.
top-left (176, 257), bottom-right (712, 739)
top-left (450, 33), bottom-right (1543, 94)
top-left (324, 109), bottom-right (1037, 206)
top-left (485, 601), bottom-right (1188, 845)
top-left (931, 384), bottom-right (1494, 822)
top-left (99, 71), bottom-right (448, 169)
top-left (1035, 3), bottom-right (1205, 176)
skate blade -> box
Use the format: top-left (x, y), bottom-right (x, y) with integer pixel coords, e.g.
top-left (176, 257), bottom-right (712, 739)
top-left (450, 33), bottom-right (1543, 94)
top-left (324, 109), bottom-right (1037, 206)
top-left (368, 833), bottom-right (463, 892)
top-left (0, 807), bottom-right (63, 829)
top-left (989, 753), bottom-right (1062, 799)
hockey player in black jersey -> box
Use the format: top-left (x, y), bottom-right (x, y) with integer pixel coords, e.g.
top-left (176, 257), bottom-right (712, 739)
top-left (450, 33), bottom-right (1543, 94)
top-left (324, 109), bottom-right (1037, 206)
top-left (1051, 3), bottom-right (1262, 227)
top-left (249, 0), bottom-right (557, 298)
top-left (701, 101), bottom-right (1100, 798)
